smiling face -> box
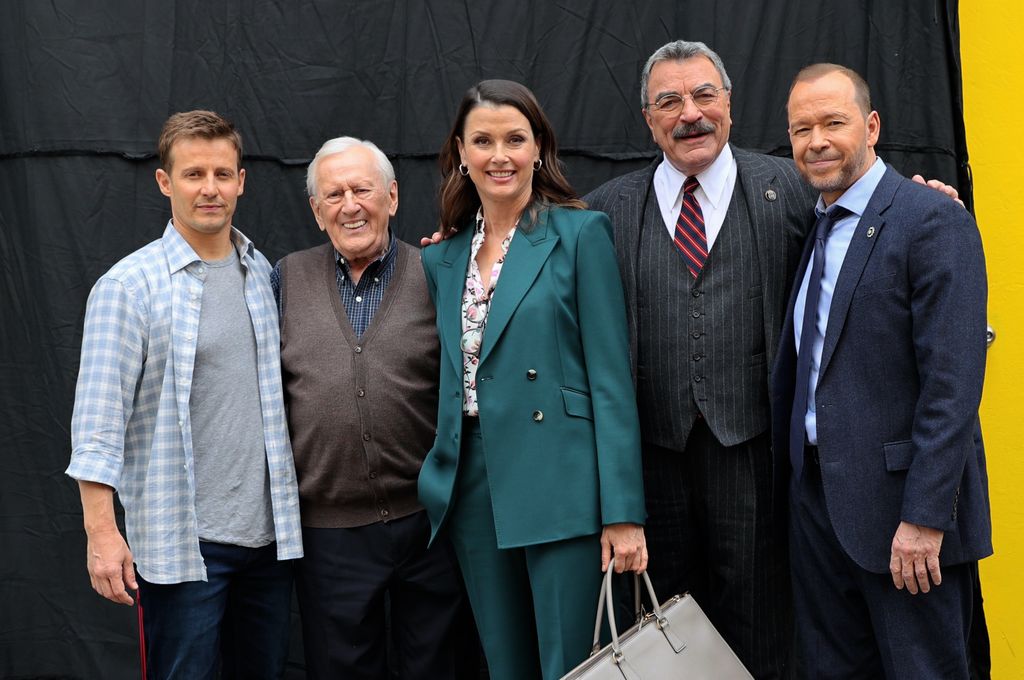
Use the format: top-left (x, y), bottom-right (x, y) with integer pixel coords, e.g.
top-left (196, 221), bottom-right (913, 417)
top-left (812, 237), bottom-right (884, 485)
top-left (642, 56), bottom-right (732, 177)
top-left (457, 104), bottom-right (541, 215)
top-left (787, 70), bottom-right (880, 205)
top-left (155, 137), bottom-right (245, 244)
top-left (309, 146), bottom-right (397, 271)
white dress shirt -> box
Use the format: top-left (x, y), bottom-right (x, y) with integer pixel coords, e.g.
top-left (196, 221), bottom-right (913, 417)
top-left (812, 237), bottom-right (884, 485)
top-left (652, 144), bottom-right (737, 252)
top-left (794, 157), bottom-right (887, 444)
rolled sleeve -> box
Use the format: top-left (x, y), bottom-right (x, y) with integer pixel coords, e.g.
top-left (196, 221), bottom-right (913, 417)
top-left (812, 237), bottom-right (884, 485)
top-left (68, 277), bottom-right (147, 489)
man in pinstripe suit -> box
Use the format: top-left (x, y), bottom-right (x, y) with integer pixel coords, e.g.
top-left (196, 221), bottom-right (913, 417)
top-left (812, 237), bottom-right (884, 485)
top-left (585, 41), bottom-right (817, 679)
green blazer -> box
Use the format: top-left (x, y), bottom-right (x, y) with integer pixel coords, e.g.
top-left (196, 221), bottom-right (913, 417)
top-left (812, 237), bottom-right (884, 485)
top-left (418, 205), bottom-right (646, 548)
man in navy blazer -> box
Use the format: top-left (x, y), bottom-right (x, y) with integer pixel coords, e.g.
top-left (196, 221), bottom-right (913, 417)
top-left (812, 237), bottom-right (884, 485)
top-left (772, 63), bottom-right (991, 678)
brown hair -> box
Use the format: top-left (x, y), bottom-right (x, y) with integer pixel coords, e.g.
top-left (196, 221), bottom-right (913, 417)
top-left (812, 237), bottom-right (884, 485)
top-left (789, 63), bottom-right (872, 115)
top-left (157, 110), bottom-right (243, 171)
top-left (437, 80), bottom-right (584, 236)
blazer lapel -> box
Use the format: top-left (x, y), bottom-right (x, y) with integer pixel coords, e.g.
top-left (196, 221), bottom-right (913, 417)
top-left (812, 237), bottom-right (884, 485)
top-left (818, 168), bottom-right (900, 378)
top-left (614, 160), bottom-right (658, 273)
top-left (733, 148), bottom-right (778, 282)
top-left (732, 146), bottom-right (810, 365)
top-left (435, 228), bottom-right (474, 376)
top-left (478, 209), bottom-right (559, 366)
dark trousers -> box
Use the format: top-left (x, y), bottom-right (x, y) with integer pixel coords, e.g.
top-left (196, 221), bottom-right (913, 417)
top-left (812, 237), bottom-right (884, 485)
top-left (136, 541), bottom-right (293, 680)
top-left (295, 510), bottom-right (466, 680)
top-left (448, 417), bottom-right (604, 680)
top-left (640, 420), bottom-right (790, 679)
top-left (790, 453), bottom-right (974, 679)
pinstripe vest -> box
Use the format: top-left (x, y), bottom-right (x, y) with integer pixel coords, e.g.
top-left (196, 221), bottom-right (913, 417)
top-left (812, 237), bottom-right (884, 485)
top-left (635, 178), bottom-right (768, 451)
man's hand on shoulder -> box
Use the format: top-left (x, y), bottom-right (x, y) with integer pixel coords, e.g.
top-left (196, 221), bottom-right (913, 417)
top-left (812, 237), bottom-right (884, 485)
top-left (86, 526), bottom-right (137, 605)
top-left (890, 520), bottom-right (944, 595)
top-left (419, 229), bottom-right (448, 247)
top-left (911, 174), bottom-right (964, 207)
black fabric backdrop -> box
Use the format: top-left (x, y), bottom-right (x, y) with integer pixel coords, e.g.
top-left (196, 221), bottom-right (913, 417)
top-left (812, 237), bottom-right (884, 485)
top-left (0, 1), bottom-right (969, 677)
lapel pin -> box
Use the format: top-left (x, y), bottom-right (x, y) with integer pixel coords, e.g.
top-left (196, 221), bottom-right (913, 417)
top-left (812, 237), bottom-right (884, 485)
top-left (764, 189), bottom-right (777, 201)
top-left (866, 226), bottom-right (876, 238)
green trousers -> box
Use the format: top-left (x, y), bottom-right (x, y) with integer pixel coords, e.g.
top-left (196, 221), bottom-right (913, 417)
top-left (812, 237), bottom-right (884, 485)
top-left (448, 418), bottom-right (603, 680)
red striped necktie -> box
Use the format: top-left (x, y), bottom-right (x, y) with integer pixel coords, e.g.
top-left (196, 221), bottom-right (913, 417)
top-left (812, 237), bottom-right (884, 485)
top-left (673, 176), bottom-right (708, 278)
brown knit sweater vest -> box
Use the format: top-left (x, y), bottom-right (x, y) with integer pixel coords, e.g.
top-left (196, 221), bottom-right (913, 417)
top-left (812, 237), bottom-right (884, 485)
top-left (278, 240), bottom-right (440, 528)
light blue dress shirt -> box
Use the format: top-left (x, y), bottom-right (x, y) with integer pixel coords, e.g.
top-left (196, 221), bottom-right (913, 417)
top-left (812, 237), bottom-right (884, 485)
top-left (794, 157), bottom-right (887, 445)
top-left (67, 222), bottom-right (303, 583)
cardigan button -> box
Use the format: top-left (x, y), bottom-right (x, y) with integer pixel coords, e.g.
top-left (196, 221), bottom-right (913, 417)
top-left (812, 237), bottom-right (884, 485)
top-left (354, 345), bottom-right (363, 353)
top-left (526, 369), bottom-right (537, 380)
top-left (533, 410), bottom-right (544, 422)
top-left (362, 432), bottom-right (371, 441)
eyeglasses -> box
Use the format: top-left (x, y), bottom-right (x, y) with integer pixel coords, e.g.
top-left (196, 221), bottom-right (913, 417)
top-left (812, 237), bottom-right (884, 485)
top-left (645, 86), bottom-right (728, 114)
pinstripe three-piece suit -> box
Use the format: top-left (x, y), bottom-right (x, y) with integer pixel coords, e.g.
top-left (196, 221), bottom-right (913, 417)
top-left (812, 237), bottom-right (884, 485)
top-left (585, 144), bottom-right (816, 678)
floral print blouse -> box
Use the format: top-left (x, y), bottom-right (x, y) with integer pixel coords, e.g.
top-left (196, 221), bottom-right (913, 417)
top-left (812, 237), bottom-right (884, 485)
top-left (461, 211), bottom-right (516, 416)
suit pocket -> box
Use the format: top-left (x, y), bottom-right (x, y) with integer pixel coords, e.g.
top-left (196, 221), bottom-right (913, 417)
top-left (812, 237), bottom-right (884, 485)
top-left (883, 440), bottom-right (915, 471)
top-left (854, 273), bottom-right (897, 298)
top-left (561, 387), bottom-right (594, 421)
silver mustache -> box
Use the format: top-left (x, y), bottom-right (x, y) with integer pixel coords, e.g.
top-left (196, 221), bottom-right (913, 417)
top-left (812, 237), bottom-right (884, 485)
top-left (672, 121), bottom-right (716, 139)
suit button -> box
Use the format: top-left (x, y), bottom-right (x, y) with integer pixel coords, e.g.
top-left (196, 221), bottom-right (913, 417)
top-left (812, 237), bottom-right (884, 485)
top-left (692, 353), bottom-right (702, 361)
top-left (694, 376), bottom-right (703, 383)
top-left (526, 369), bottom-right (537, 381)
top-left (362, 432), bottom-right (371, 441)
top-left (354, 345), bottom-right (363, 353)
top-left (691, 310), bottom-right (700, 318)
top-left (533, 410), bottom-right (544, 422)
top-left (357, 389), bottom-right (365, 397)
top-left (692, 289), bottom-right (701, 297)
top-left (369, 471), bottom-right (377, 479)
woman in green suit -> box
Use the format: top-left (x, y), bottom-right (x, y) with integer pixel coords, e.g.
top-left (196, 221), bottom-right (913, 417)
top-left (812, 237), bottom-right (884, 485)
top-left (418, 80), bottom-right (647, 680)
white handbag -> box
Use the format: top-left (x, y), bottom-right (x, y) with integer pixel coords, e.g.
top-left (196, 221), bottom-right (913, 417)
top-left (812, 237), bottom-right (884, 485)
top-left (560, 561), bottom-right (753, 679)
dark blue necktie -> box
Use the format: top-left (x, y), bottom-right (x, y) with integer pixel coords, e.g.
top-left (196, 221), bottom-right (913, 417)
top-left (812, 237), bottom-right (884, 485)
top-left (789, 206), bottom-right (848, 480)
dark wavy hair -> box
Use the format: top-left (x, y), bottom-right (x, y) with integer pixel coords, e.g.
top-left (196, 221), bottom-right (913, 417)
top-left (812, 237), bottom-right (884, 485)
top-left (437, 80), bottom-right (585, 236)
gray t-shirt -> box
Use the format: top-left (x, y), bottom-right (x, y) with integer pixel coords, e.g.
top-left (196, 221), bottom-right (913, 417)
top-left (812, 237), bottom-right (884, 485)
top-left (190, 249), bottom-right (274, 547)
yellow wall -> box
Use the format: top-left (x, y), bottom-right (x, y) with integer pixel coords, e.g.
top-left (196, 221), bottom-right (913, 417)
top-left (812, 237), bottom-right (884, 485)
top-left (961, 4), bottom-right (1024, 677)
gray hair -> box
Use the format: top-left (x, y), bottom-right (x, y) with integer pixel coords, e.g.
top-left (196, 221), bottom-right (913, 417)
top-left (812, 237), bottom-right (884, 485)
top-left (640, 40), bottom-right (733, 108)
top-left (306, 136), bottom-right (396, 198)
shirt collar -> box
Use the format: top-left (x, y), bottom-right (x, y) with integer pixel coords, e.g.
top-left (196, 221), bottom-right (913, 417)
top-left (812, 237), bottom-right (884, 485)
top-left (161, 220), bottom-right (254, 274)
top-left (335, 230), bottom-right (396, 277)
top-left (815, 156), bottom-right (887, 218)
top-left (659, 143), bottom-right (735, 210)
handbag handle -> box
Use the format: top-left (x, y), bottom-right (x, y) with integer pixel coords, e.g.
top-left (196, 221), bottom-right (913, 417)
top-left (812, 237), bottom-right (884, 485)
top-left (590, 559), bottom-right (686, 659)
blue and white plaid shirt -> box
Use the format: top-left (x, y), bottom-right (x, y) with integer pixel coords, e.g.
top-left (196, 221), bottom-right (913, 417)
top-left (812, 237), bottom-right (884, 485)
top-left (67, 222), bottom-right (303, 584)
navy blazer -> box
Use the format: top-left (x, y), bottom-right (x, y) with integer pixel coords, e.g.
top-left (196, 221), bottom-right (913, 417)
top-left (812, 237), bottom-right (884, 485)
top-left (770, 166), bottom-right (992, 573)
top-left (418, 206), bottom-right (646, 548)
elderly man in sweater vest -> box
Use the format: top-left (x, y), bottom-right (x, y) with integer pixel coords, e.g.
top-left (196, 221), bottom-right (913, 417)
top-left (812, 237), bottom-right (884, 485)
top-left (271, 137), bottom-right (467, 679)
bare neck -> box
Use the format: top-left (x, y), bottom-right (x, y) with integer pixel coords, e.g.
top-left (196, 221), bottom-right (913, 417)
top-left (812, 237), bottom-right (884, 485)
top-left (173, 222), bottom-right (235, 262)
top-left (480, 196), bottom-right (530, 239)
